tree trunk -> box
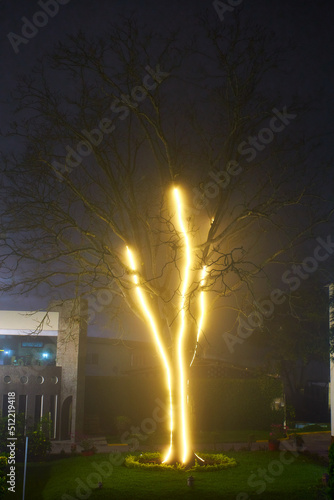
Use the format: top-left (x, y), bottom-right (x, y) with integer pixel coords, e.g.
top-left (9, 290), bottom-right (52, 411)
top-left (162, 354), bottom-right (196, 466)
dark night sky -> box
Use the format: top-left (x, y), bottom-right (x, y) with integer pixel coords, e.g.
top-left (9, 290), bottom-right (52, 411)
top-left (1, 0), bottom-right (333, 164)
top-left (1, 0), bottom-right (333, 123)
top-left (0, 0), bottom-right (333, 342)
top-left (0, 1), bottom-right (333, 180)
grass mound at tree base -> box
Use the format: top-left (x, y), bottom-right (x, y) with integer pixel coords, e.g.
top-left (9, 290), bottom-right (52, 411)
top-left (125, 452), bottom-right (237, 471)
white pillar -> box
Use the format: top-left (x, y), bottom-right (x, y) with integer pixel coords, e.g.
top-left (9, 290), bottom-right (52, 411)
top-left (329, 284), bottom-right (334, 441)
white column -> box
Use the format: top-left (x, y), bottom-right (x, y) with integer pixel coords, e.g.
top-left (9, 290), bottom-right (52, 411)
top-left (54, 395), bottom-right (58, 439)
top-left (329, 284), bottom-right (334, 441)
top-left (40, 394), bottom-right (44, 419)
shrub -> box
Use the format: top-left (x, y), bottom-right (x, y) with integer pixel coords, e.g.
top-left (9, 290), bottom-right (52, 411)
top-left (85, 375), bottom-right (283, 434)
top-left (27, 426), bottom-right (52, 458)
top-left (328, 442), bottom-right (334, 496)
top-left (0, 456), bottom-right (7, 496)
top-left (193, 377), bottom-right (284, 431)
top-left (0, 414), bottom-right (51, 460)
top-left (125, 452), bottom-right (237, 471)
top-left (115, 416), bottom-right (132, 435)
top-left (125, 453), bottom-right (176, 470)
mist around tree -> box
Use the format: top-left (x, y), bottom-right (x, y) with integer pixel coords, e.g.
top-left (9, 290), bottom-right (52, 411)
top-left (0, 12), bottom-right (333, 462)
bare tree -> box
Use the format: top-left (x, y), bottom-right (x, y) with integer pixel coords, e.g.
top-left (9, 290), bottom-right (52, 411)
top-left (0, 14), bottom-right (332, 464)
top-left (247, 279), bottom-right (329, 416)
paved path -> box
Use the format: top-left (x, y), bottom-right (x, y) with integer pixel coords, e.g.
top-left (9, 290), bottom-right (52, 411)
top-left (51, 437), bottom-right (128, 455)
top-left (200, 432), bottom-right (331, 460)
top-left (51, 432), bottom-right (332, 461)
top-left (295, 431), bottom-right (331, 459)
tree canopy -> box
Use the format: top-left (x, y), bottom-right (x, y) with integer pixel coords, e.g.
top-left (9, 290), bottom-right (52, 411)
top-left (1, 12), bottom-right (333, 463)
top-left (1, 15), bottom-right (331, 311)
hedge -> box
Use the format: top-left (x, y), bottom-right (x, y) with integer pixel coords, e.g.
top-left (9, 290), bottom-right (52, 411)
top-left (192, 377), bottom-right (283, 431)
top-left (85, 375), bottom-right (283, 434)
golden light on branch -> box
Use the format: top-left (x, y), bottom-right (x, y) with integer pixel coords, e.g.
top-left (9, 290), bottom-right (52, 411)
top-left (125, 187), bottom-right (208, 464)
top-left (126, 246), bottom-right (174, 463)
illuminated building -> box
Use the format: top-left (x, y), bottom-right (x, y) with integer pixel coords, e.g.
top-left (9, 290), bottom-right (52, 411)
top-left (0, 300), bottom-right (87, 440)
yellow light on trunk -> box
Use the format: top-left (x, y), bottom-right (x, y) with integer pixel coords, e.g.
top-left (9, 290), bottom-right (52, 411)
top-left (126, 246), bottom-right (173, 463)
top-left (125, 187), bottom-right (208, 464)
top-left (173, 187), bottom-right (192, 464)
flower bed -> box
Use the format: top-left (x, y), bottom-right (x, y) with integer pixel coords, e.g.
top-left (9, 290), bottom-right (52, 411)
top-left (125, 452), bottom-right (237, 471)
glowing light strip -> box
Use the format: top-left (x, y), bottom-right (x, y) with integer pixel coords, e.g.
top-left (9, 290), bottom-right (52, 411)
top-left (190, 265), bottom-right (207, 368)
top-left (173, 187), bottom-right (192, 463)
top-left (194, 452), bottom-right (205, 462)
top-left (126, 246), bottom-right (173, 463)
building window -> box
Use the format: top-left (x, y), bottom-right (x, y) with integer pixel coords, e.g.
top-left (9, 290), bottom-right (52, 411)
top-left (132, 353), bottom-right (150, 368)
top-left (2, 395), bottom-right (8, 417)
top-left (0, 335), bottom-right (57, 366)
top-left (86, 352), bottom-right (99, 365)
top-left (18, 395), bottom-right (27, 417)
top-left (50, 395), bottom-right (57, 439)
top-left (34, 395), bottom-right (43, 424)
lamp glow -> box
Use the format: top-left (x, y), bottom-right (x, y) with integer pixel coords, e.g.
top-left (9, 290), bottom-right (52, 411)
top-left (126, 246), bottom-right (174, 463)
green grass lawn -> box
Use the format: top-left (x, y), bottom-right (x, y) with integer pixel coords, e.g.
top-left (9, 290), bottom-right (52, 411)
top-left (4, 450), bottom-right (328, 500)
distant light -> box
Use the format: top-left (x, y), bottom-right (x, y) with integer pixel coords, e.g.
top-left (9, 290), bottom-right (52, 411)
top-left (4, 350), bottom-right (10, 356)
top-left (42, 353), bottom-right (48, 359)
